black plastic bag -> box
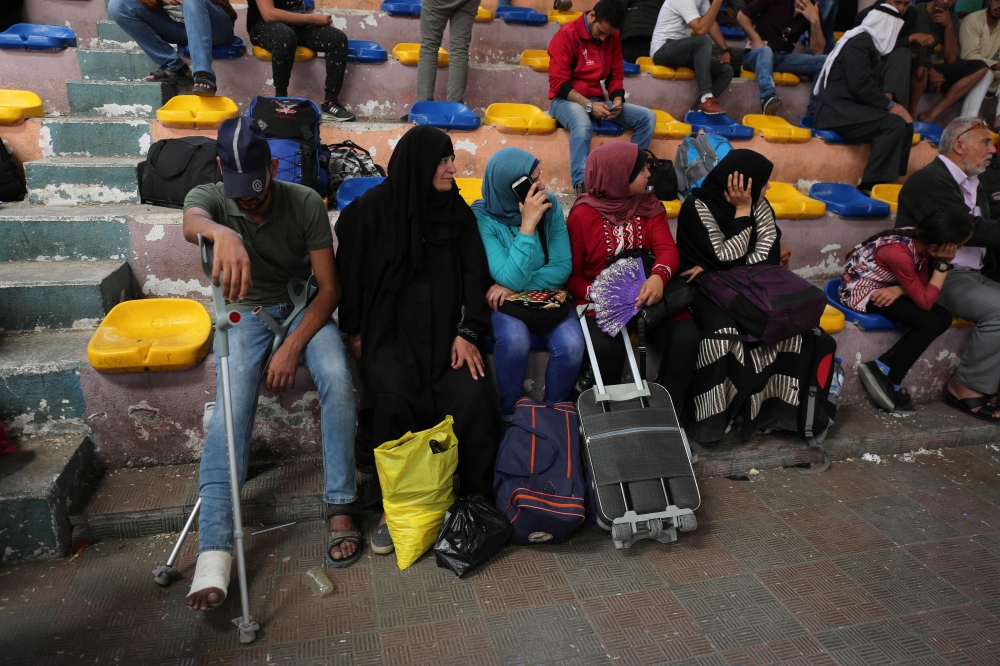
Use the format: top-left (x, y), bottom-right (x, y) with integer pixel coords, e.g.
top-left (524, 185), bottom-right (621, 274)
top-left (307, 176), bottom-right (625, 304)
top-left (434, 497), bottom-right (512, 577)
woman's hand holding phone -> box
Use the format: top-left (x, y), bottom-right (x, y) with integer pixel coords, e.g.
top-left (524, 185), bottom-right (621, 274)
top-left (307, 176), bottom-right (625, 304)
top-left (518, 181), bottom-right (551, 235)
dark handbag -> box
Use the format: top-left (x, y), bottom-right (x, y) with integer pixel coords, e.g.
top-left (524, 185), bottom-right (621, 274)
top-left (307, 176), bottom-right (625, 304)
top-left (617, 249), bottom-right (694, 327)
top-left (138, 136), bottom-right (222, 209)
top-left (498, 288), bottom-right (571, 334)
top-left (434, 497), bottom-right (512, 577)
top-left (646, 149), bottom-right (678, 201)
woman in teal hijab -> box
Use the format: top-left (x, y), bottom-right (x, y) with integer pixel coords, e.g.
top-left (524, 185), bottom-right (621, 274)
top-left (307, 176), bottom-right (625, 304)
top-left (472, 147), bottom-right (584, 419)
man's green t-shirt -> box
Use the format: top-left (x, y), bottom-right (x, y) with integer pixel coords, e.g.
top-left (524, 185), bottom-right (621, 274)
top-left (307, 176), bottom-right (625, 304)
top-left (184, 180), bottom-right (333, 310)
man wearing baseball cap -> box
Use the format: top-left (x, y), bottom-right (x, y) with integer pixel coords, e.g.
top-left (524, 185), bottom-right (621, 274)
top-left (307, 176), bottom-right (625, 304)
top-left (182, 116), bottom-right (359, 611)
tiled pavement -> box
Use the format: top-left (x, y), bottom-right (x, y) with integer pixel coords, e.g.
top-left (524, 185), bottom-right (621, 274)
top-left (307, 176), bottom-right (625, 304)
top-left (2, 445), bottom-right (1000, 665)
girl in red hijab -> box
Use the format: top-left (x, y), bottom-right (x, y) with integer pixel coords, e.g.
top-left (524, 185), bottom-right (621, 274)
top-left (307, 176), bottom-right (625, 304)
top-left (566, 141), bottom-right (698, 409)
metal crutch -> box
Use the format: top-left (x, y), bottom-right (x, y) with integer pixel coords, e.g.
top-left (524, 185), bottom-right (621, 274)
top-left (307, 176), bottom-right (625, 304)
top-left (151, 235), bottom-right (259, 644)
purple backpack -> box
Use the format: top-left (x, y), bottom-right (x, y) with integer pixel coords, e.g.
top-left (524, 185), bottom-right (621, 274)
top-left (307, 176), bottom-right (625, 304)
top-left (699, 265), bottom-right (826, 343)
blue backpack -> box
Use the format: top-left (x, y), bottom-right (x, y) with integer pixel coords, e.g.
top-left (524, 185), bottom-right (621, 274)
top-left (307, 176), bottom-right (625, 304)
top-left (494, 399), bottom-right (588, 544)
top-left (247, 96), bottom-right (331, 198)
top-left (674, 131), bottom-right (733, 198)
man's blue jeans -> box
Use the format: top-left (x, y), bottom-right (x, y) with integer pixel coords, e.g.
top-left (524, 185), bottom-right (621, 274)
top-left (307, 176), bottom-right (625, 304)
top-left (548, 97), bottom-right (656, 188)
top-left (742, 47), bottom-right (826, 116)
top-left (197, 303), bottom-right (356, 555)
top-left (107, 0), bottom-right (233, 78)
top-left (490, 310), bottom-right (585, 415)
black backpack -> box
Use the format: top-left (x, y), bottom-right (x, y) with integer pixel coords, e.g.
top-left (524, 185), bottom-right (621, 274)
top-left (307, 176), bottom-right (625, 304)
top-left (646, 149), bottom-right (678, 201)
top-left (247, 96), bottom-right (331, 198)
top-left (0, 141), bottom-right (25, 203)
top-left (138, 136), bottom-right (221, 208)
top-left (327, 140), bottom-right (385, 195)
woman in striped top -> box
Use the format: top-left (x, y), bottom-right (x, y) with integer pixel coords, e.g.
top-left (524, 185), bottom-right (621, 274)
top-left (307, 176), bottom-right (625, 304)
top-left (841, 210), bottom-right (973, 415)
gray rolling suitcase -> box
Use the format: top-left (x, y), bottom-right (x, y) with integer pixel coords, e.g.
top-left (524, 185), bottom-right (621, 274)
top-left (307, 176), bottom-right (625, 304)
top-left (576, 306), bottom-right (700, 549)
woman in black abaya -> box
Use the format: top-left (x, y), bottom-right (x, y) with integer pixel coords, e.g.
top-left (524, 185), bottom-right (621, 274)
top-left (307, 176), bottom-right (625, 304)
top-left (676, 150), bottom-right (805, 444)
top-left (335, 125), bottom-right (497, 555)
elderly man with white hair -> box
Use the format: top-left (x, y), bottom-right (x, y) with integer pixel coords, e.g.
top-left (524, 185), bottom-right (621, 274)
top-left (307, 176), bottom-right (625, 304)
top-left (897, 116), bottom-right (1000, 420)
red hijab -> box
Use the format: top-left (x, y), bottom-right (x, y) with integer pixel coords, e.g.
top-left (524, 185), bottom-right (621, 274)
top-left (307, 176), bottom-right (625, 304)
top-left (572, 142), bottom-right (664, 225)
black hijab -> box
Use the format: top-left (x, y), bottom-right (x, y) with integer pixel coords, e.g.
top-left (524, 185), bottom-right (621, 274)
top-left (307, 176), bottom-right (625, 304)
top-left (677, 149), bottom-right (781, 272)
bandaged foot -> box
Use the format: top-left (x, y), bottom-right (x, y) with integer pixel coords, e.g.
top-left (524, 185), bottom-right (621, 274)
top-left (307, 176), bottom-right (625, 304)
top-left (185, 551), bottom-right (231, 611)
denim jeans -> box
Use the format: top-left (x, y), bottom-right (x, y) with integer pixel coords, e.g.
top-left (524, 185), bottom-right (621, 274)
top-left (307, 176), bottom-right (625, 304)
top-left (197, 303), bottom-right (356, 554)
top-left (107, 0), bottom-right (233, 78)
top-left (491, 310), bottom-right (585, 415)
top-left (742, 47), bottom-right (825, 116)
top-left (548, 97), bottom-right (656, 188)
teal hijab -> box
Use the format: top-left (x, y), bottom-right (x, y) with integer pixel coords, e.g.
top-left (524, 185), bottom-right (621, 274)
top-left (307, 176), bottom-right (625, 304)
top-left (471, 147), bottom-right (557, 227)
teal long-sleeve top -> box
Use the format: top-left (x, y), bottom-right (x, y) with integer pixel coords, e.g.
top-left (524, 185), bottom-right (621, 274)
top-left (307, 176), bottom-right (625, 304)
top-left (474, 200), bottom-right (572, 292)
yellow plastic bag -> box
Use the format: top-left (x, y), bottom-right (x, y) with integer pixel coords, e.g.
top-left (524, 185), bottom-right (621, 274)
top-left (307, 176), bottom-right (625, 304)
top-left (374, 416), bottom-right (459, 570)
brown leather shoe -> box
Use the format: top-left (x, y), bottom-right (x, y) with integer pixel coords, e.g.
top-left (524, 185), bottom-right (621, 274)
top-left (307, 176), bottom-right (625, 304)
top-left (698, 97), bottom-right (726, 115)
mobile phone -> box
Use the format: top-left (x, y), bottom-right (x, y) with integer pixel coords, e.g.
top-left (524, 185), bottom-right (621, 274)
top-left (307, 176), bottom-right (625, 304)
top-left (511, 175), bottom-right (534, 203)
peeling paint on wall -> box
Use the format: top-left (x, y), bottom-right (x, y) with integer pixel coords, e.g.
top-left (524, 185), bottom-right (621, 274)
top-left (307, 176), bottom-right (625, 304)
top-left (38, 125), bottom-right (54, 158)
top-left (95, 103), bottom-right (153, 117)
top-left (141, 274), bottom-right (211, 297)
top-left (145, 224), bottom-right (165, 242)
top-left (792, 253), bottom-right (842, 279)
top-left (35, 184), bottom-right (137, 206)
top-left (453, 139), bottom-right (478, 155)
top-left (71, 318), bottom-right (100, 329)
top-left (139, 132), bottom-right (151, 156)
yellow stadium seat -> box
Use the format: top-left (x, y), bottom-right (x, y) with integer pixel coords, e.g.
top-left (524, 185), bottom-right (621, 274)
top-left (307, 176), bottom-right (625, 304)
top-left (991, 130), bottom-right (999, 146)
top-left (661, 200), bottom-right (681, 217)
top-left (870, 183), bottom-right (901, 213)
top-left (519, 49), bottom-right (549, 72)
top-left (673, 66), bottom-right (695, 80)
top-left (635, 56), bottom-right (677, 79)
top-left (0, 89), bottom-right (43, 125)
top-left (834, 31), bottom-right (845, 41)
top-left (475, 5), bottom-right (493, 20)
top-left (548, 9), bottom-right (582, 24)
top-left (742, 114), bottom-right (812, 143)
top-left (912, 132), bottom-right (919, 145)
top-left (484, 102), bottom-right (557, 134)
top-left (739, 68), bottom-right (801, 86)
top-left (455, 177), bottom-right (482, 205)
top-left (252, 45), bottom-right (315, 61)
top-left (764, 181), bottom-right (826, 219)
top-left (156, 95), bottom-right (238, 129)
top-left (392, 43), bottom-right (448, 66)
top-left (952, 316), bottom-right (974, 327)
top-left (653, 109), bottom-right (691, 139)
top-left (820, 305), bottom-right (845, 333)
top-left (88, 299), bottom-right (212, 373)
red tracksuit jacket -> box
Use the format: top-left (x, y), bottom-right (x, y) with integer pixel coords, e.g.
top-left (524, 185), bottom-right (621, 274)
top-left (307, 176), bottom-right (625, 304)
top-left (547, 15), bottom-right (626, 102)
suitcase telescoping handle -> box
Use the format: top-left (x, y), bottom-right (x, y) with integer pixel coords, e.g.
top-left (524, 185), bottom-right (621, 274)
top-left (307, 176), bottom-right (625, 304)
top-left (577, 304), bottom-right (650, 408)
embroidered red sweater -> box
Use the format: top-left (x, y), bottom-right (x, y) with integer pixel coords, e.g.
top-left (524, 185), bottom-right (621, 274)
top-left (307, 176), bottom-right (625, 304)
top-left (566, 203), bottom-right (679, 305)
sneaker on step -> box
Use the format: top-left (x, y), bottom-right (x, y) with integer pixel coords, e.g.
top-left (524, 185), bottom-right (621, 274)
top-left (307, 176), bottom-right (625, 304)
top-left (698, 97), bottom-right (726, 115)
top-left (321, 101), bottom-right (356, 122)
top-left (762, 94), bottom-right (782, 115)
top-left (892, 387), bottom-right (916, 414)
top-left (857, 360), bottom-right (897, 412)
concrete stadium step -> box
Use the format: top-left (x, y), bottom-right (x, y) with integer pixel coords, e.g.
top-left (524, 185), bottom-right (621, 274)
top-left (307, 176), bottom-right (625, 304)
top-left (40, 118), bottom-right (152, 158)
top-left (95, 20), bottom-right (134, 49)
top-left (0, 329), bottom-right (91, 437)
top-left (0, 260), bottom-right (135, 330)
top-left (25, 157), bottom-right (140, 205)
top-left (77, 48), bottom-right (158, 82)
top-left (0, 205), bottom-right (132, 262)
top-left (67, 80), bottom-right (163, 118)
top-left (0, 434), bottom-right (96, 562)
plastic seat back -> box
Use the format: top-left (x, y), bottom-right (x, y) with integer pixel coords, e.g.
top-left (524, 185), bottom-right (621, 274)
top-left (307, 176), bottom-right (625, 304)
top-left (336, 176), bottom-right (385, 210)
top-left (495, 6), bottom-right (548, 24)
top-left (591, 118), bottom-right (625, 136)
top-left (157, 95), bottom-right (239, 129)
top-left (653, 109), bottom-right (692, 139)
top-left (799, 116), bottom-right (847, 144)
top-left (824, 279), bottom-right (902, 330)
top-left (870, 184), bottom-right (901, 213)
top-left (912, 121), bottom-right (943, 145)
top-left (0, 89), bottom-right (43, 125)
top-left (392, 43), bottom-right (447, 66)
top-left (683, 111), bottom-right (755, 140)
top-left (381, 0), bottom-right (422, 16)
top-left (408, 101), bottom-right (481, 130)
top-left (484, 103), bottom-right (557, 134)
top-left (742, 114), bottom-right (812, 143)
top-left (456, 178), bottom-right (483, 205)
top-left (347, 40), bottom-right (388, 63)
top-left (809, 182), bottom-right (891, 218)
top-left (548, 9), bottom-right (582, 23)
top-left (765, 182), bottom-right (827, 219)
top-left (519, 49), bottom-right (550, 72)
top-left (252, 44), bottom-right (315, 61)
top-left (0, 24), bottom-right (76, 51)
top-left (181, 35), bottom-right (245, 59)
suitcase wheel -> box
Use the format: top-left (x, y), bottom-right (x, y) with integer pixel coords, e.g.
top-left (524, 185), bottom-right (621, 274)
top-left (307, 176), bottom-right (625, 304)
top-left (676, 513), bottom-right (697, 533)
top-left (611, 522), bottom-right (632, 543)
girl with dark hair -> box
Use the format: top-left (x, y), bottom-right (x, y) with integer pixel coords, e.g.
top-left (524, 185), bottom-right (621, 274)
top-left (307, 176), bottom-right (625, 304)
top-left (335, 125), bottom-right (497, 556)
top-left (840, 209), bottom-right (974, 414)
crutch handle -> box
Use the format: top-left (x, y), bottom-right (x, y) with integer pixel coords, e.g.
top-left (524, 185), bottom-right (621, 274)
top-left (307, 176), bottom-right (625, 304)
top-left (198, 234), bottom-right (243, 357)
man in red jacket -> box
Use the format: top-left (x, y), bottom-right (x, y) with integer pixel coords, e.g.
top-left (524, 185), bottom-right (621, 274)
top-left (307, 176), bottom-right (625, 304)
top-left (547, 0), bottom-right (656, 193)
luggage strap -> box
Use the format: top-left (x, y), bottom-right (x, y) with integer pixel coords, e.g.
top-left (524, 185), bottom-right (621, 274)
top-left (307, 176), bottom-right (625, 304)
top-left (800, 385), bottom-right (831, 475)
top-left (577, 304), bottom-right (650, 404)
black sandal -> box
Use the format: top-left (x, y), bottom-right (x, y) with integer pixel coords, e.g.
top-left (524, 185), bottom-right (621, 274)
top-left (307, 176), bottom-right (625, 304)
top-left (145, 65), bottom-right (192, 83)
top-left (326, 505), bottom-right (362, 568)
top-left (945, 393), bottom-right (1000, 422)
top-left (192, 72), bottom-right (217, 96)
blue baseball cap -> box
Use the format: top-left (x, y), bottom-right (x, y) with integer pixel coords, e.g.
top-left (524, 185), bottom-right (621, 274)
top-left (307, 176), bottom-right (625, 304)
top-left (216, 116), bottom-right (272, 199)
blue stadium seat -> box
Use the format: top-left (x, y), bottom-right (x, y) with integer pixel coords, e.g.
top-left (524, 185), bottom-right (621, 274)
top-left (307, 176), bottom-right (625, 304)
top-left (336, 177), bottom-right (385, 210)
top-left (719, 25), bottom-right (746, 39)
top-left (304, 0), bottom-right (314, 7)
top-left (591, 118), bottom-right (625, 136)
top-left (799, 116), bottom-right (847, 144)
top-left (913, 121), bottom-right (943, 145)
top-left (494, 6), bottom-right (549, 25)
top-left (684, 111), bottom-right (754, 140)
top-left (0, 24), bottom-right (77, 51)
top-left (408, 101), bottom-right (482, 130)
top-left (347, 40), bottom-right (388, 63)
top-left (623, 61), bottom-right (640, 76)
top-left (179, 36), bottom-right (245, 59)
top-left (824, 279), bottom-right (903, 331)
top-left (809, 183), bottom-right (892, 218)
top-left (381, 0), bottom-right (421, 16)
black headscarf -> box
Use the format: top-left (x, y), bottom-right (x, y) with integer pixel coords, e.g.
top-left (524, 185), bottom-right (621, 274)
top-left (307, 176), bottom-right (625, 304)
top-left (677, 149), bottom-right (782, 272)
